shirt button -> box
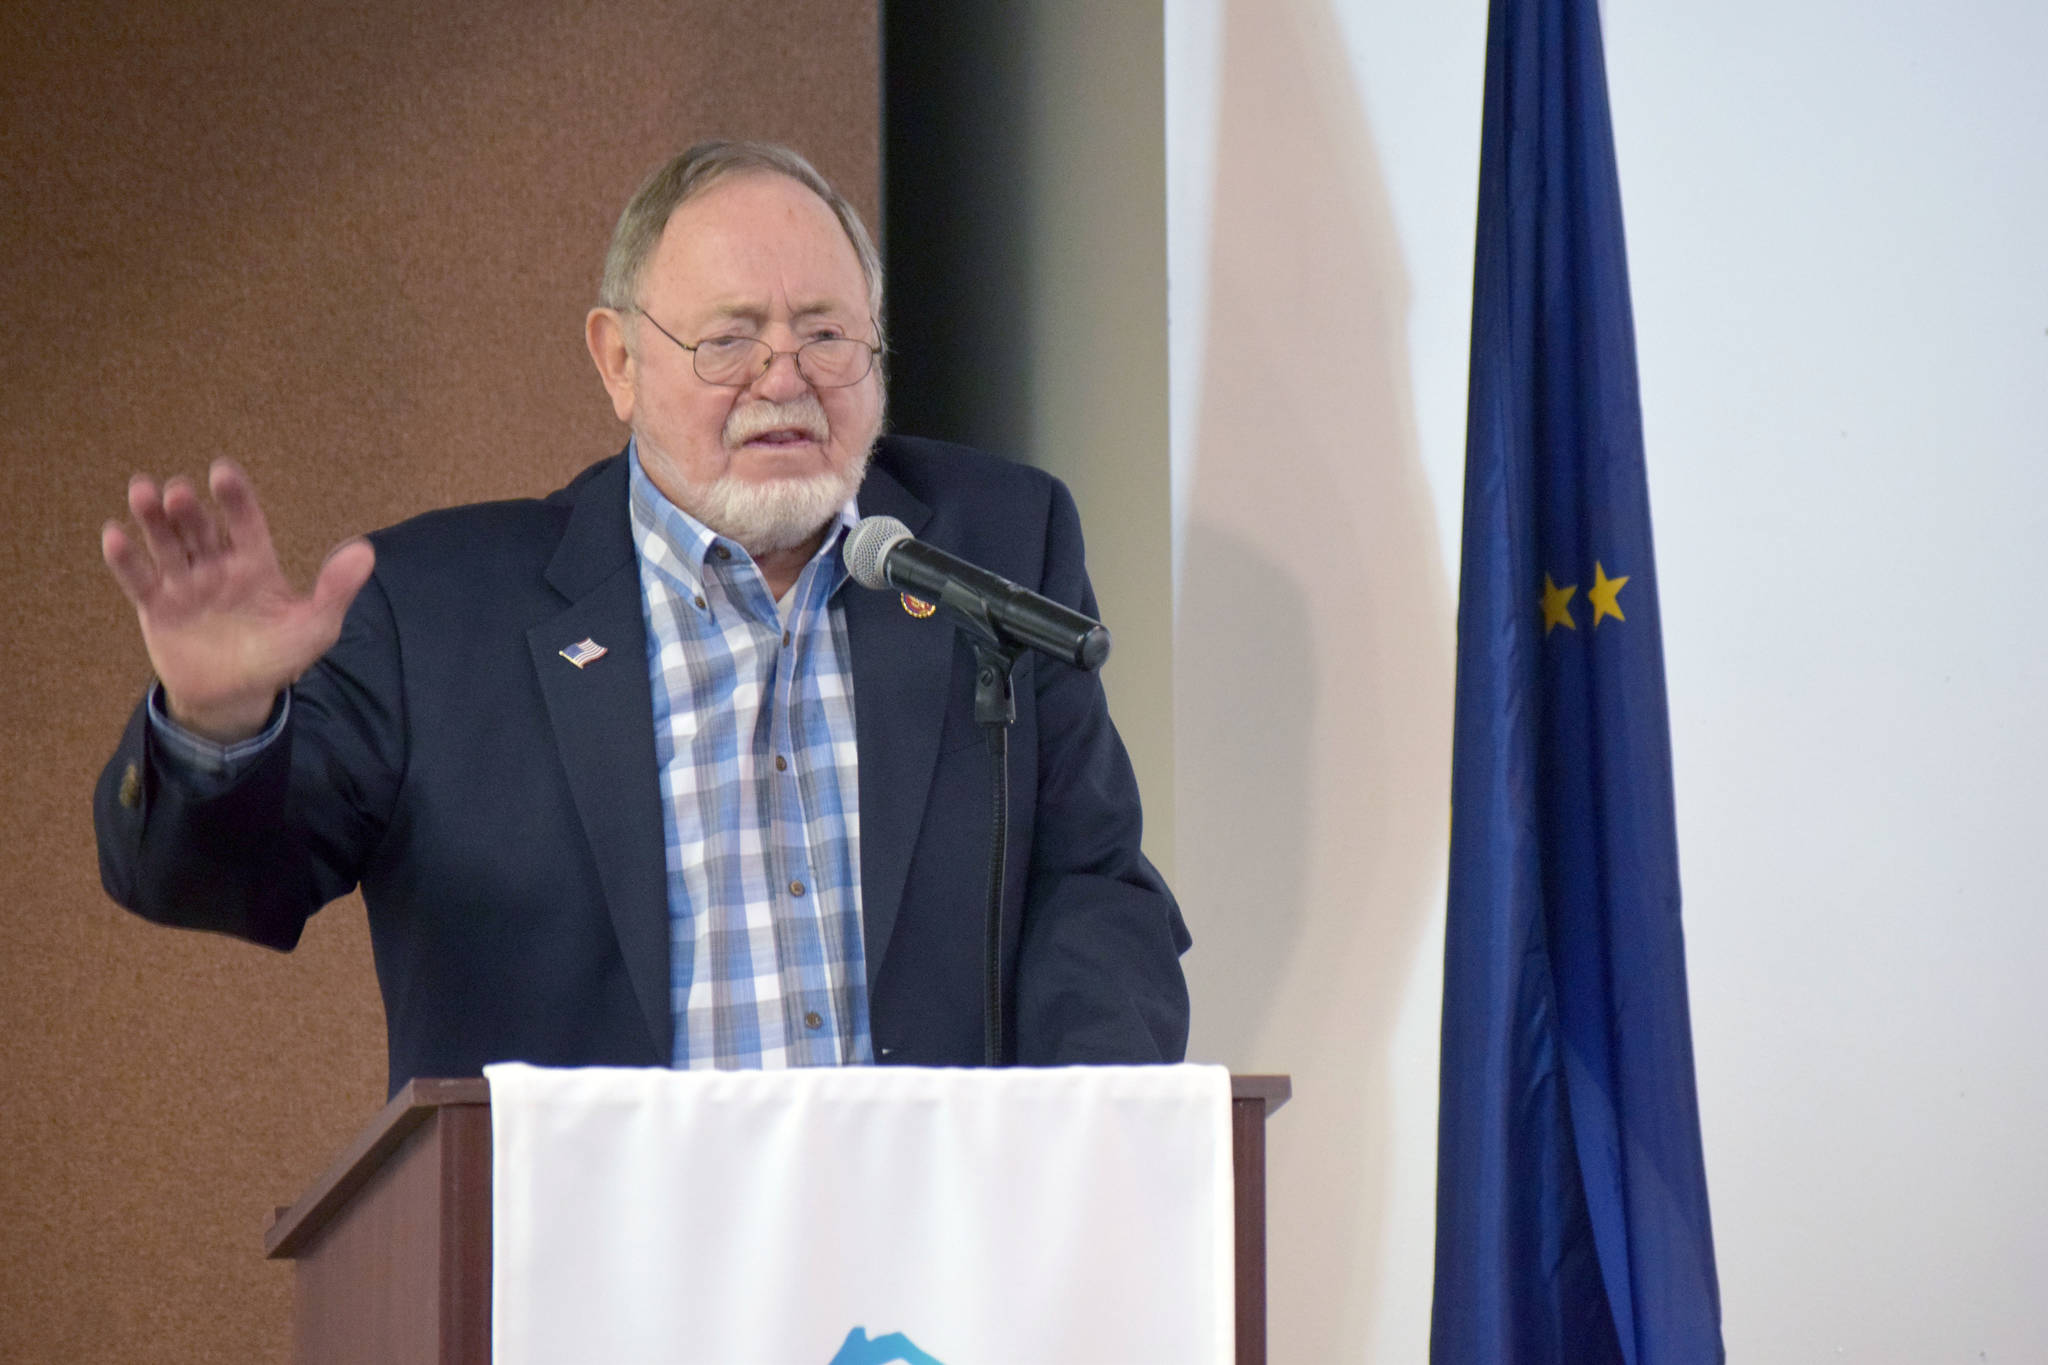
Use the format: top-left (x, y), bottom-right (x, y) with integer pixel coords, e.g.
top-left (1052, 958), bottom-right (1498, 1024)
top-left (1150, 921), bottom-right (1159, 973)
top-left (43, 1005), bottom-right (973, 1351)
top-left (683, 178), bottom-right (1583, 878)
top-left (692, 594), bottom-right (706, 610)
top-left (804, 1011), bottom-right (823, 1030)
top-left (789, 880), bottom-right (806, 897)
top-left (714, 544), bottom-right (732, 561)
top-left (782, 629), bottom-right (792, 647)
top-left (775, 755), bottom-right (788, 772)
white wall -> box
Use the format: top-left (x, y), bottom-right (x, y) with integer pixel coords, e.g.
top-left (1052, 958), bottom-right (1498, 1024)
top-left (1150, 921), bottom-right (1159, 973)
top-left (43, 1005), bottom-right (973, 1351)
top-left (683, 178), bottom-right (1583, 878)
top-left (1169, 1), bottom-right (2048, 1361)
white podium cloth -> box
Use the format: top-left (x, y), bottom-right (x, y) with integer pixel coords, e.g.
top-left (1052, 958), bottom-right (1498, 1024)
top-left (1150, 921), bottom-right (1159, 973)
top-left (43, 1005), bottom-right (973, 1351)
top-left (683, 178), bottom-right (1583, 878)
top-left (487, 1062), bottom-right (1233, 1365)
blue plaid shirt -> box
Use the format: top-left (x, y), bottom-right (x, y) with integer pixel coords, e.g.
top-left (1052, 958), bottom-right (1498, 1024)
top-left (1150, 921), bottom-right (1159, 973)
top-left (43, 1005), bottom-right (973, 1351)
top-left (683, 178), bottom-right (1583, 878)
top-left (628, 449), bottom-right (872, 1069)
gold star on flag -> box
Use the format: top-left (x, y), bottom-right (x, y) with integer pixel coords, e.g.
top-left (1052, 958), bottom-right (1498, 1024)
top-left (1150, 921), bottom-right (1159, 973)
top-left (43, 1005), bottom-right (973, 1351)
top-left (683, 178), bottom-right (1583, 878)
top-left (1541, 574), bottom-right (1577, 634)
top-left (1589, 562), bottom-right (1629, 627)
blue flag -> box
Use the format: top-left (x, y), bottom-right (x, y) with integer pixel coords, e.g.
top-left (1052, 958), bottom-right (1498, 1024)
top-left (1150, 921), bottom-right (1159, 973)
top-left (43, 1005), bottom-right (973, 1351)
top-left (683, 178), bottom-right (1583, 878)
top-left (1431, 0), bottom-right (1723, 1362)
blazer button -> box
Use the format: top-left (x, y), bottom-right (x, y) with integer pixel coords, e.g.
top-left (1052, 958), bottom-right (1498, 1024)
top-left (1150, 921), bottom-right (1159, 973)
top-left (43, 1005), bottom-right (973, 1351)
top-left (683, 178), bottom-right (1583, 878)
top-left (118, 762), bottom-right (142, 810)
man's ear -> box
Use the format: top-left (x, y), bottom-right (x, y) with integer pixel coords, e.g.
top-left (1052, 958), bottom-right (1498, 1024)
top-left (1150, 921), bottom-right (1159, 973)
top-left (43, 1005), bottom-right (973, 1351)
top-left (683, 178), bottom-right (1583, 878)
top-left (585, 308), bottom-right (636, 423)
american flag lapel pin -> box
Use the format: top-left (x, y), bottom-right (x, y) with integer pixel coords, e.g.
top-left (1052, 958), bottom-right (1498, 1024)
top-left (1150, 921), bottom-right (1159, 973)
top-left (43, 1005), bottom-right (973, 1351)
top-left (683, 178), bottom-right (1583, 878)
top-left (559, 638), bottom-right (608, 668)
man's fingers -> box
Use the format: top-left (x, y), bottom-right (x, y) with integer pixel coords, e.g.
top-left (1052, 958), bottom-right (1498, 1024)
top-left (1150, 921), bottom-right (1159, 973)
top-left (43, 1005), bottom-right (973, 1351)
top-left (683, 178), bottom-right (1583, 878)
top-left (127, 476), bottom-right (188, 576)
top-left (209, 458), bottom-right (271, 555)
top-left (100, 521), bottom-right (160, 605)
top-left (111, 469), bottom-right (367, 683)
top-left (160, 475), bottom-right (223, 560)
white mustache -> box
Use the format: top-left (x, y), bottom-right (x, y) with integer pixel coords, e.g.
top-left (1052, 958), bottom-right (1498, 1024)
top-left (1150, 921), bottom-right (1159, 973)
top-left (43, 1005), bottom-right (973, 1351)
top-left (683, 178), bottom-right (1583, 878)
top-left (724, 397), bottom-right (830, 447)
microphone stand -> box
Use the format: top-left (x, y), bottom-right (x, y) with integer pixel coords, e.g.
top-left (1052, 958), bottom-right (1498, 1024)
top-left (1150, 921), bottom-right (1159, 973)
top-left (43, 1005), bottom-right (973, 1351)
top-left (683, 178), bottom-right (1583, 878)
top-left (972, 641), bottom-right (1022, 1068)
top-left (932, 575), bottom-right (1027, 1067)
top-left (856, 523), bottom-right (1109, 1067)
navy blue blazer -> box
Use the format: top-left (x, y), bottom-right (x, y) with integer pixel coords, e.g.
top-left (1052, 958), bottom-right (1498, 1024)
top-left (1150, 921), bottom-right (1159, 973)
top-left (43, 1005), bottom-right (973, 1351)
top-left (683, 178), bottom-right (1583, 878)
top-left (96, 438), bottom-right (1191, 1095)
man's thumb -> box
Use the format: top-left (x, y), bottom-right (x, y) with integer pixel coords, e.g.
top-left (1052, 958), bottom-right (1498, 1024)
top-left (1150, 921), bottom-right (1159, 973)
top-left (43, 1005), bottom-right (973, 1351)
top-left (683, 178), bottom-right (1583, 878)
top-left (308, 538), bottom-right (376, 627)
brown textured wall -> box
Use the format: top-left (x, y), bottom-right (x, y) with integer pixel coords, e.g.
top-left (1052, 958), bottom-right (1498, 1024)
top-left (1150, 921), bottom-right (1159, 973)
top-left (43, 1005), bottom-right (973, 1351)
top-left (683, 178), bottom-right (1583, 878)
top-left (0, 2), bottom-right (877, 1359)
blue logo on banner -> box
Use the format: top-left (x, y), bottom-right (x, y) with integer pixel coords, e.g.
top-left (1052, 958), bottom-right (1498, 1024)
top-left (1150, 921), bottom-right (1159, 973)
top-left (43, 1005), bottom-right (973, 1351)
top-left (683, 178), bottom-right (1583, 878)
top-left (830, 1326), bottom-right (945, 1365)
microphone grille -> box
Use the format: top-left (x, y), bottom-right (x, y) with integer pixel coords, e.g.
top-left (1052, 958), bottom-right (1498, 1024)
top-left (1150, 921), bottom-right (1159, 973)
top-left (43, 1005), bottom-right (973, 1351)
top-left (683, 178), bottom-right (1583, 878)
top-left (843, 515), bottom-right (912, 591)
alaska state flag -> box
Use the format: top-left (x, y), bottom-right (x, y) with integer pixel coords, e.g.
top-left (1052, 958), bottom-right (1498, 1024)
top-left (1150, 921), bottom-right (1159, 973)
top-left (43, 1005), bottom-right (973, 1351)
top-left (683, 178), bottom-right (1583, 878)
top-left (1431, 1), bottom-right (1723, 1362)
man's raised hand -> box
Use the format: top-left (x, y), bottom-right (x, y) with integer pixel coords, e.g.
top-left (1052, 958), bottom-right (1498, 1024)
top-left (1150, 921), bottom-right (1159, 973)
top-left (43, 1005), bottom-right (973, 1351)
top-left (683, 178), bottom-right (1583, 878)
top-left (100, 459), bottom-right (375, 743)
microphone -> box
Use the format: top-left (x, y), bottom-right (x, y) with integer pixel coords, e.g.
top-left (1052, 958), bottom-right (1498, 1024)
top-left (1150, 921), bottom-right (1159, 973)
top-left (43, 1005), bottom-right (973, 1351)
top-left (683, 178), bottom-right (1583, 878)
top-left (843, 516), bottom-right (1112, 671)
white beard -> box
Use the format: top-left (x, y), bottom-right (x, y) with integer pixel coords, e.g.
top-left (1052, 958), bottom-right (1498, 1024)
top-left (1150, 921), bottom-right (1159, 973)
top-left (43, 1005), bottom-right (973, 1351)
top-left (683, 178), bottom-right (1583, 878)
top-left (686, 459), bottom-right (869, 555)
top-left (641, 395), bottom-right (874, 557)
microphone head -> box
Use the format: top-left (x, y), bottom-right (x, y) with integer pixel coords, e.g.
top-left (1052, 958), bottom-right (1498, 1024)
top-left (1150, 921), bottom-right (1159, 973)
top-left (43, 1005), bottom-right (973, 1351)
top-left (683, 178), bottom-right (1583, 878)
top-left (843, 515), bottom-right (913, 590)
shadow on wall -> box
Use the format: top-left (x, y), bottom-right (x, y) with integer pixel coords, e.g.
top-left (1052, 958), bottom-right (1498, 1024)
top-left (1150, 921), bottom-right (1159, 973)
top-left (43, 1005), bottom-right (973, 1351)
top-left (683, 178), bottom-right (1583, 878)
top-left (1175, 0), bottom-right (1455, 1357)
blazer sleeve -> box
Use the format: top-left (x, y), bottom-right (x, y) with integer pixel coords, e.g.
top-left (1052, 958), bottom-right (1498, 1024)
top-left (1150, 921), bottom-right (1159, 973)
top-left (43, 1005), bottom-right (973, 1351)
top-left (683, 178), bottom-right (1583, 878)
top-left (1011, 477), bottom-right (1193, 1064)
top-left (93, 571), bottom-right (409, 950)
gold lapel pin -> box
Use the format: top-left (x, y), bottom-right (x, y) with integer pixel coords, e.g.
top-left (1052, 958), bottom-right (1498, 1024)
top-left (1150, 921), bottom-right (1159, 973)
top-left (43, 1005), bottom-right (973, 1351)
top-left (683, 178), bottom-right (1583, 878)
top-left (900, 593), bottom-right (937, 619)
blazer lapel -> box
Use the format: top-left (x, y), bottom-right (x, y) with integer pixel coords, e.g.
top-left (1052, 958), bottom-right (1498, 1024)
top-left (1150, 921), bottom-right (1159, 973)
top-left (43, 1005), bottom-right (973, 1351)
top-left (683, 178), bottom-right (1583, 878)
top-left (525, 456), bottom-right (672, 1063)
top-left (845, 463), bottom-right (954, 994)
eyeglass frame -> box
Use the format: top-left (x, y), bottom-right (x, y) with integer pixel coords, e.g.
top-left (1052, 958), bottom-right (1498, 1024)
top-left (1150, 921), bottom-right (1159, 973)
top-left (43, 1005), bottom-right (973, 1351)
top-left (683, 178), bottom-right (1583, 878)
top-left (627, 307), bottom-right (883, 390)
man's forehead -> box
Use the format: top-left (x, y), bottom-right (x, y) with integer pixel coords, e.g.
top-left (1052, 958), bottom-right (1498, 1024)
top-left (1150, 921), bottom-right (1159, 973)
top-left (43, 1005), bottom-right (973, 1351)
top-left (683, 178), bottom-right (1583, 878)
top-left (644, 173), bottom-right (867, 309)
top-left (656, 173), bottom-right (854, 264)
top-left (695, 296), bottom-right (862, 323)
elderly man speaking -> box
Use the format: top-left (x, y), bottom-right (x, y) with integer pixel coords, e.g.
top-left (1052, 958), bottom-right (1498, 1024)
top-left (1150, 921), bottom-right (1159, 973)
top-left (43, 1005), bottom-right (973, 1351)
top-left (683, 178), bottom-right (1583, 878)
top-left (94, 141), bottom-right (1189, 1095)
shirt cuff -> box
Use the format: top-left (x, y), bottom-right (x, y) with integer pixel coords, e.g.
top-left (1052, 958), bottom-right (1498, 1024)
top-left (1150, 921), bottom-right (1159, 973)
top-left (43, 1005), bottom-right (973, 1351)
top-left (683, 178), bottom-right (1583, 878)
top-left (146, 684), bottom-right (291, 779)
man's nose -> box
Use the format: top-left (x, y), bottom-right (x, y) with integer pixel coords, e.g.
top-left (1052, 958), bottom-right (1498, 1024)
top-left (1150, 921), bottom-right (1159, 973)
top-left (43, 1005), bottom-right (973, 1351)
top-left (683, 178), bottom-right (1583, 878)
top-left (750, 347), bottom-right (811, 402)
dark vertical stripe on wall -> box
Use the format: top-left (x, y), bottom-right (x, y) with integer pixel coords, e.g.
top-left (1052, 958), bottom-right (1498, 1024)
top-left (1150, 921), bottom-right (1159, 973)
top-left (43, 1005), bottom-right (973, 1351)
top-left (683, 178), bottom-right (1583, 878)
top-left (881, 1), bottom-right (1035, 460)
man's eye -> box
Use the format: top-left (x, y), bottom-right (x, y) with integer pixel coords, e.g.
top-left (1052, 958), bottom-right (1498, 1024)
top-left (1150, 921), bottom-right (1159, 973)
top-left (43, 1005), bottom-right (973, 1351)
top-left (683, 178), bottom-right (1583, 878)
top-left (698, 337), bottom-right (756, 355)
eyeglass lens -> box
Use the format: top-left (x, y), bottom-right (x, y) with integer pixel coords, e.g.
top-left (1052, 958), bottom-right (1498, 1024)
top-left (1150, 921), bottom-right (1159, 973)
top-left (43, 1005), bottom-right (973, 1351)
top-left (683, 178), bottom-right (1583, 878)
top-left (692, 336), bottom-right (873, 388)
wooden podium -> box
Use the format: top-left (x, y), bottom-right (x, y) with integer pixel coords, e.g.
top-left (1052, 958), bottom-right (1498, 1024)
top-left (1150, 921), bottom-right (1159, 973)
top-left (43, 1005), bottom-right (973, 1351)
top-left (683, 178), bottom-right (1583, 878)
top-left (266, 1073), bottom-right (1291, 1364)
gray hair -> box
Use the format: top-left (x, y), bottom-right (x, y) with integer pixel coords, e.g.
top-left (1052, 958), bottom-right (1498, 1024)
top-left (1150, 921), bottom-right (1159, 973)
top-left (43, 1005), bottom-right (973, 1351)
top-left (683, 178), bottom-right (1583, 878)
top-left (597, 141), bottom-right (885, 345)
